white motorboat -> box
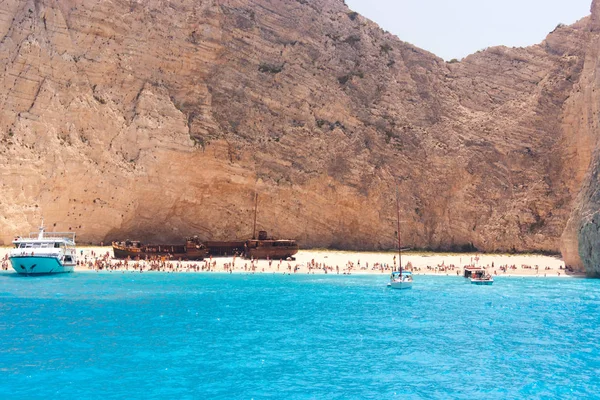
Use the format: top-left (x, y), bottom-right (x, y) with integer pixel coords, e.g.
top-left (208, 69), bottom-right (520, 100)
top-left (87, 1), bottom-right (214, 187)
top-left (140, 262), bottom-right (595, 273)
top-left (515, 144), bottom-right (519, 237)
top-left (470, 270), bottom-right (493, 285)
top-left (9, 221), bottom-right (77, 275)
top-left (470, 276), bottom-right (494, 285)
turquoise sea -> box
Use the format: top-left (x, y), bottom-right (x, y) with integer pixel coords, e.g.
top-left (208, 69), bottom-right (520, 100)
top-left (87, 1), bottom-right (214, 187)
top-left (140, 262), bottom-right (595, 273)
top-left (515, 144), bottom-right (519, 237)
top-left (1, 272), bottom-right (599, 399)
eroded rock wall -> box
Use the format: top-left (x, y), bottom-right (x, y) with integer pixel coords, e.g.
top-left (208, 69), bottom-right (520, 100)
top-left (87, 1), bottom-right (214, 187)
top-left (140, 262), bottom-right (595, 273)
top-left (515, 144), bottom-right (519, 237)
top-left (559, 0), bottom-right (600, 274)
top-left (0, 0), bottom-right (596, 262)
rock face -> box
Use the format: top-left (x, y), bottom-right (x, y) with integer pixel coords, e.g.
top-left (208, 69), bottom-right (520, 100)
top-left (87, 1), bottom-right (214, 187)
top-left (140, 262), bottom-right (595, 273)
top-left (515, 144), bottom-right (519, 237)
top-left (560, 0), bottom-right (600, 275)
top-left (0, 0), bottom-right (598, 270)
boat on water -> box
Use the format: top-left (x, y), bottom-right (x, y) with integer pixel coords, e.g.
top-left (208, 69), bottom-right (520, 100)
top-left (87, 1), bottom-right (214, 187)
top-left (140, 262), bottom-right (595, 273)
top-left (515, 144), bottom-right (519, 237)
top-left (470, 269), bottom-right (494, 285)
top-left (112, 236), bottom-right (208, 260)
top-left (388, 270), bottom-right (413, 289)
top-left (387, 185), bottom-right (413, 290)
top-left (10, 222), bottom-right (77, 275)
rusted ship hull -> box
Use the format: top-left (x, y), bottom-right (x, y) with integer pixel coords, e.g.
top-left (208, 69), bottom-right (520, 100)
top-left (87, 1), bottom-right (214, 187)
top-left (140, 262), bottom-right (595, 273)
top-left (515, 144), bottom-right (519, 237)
top-left (244, 240), bottom-right (299, 260)
top-left (204, 241), bottom-right (246, 257)
top-left (204, 240), bottom-right (298, 259)
top-left (112, 242), bottom-right (207, 261)
top-left (112, 231), bottom-right (298, 261)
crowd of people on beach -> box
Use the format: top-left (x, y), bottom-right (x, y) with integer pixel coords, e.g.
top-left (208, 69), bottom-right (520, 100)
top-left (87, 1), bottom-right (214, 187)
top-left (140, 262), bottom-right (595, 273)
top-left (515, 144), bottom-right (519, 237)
top-left (68, 250), bottom-right (568, 277)
top-left (79, 252), bottom-right (369, 275)
top-left (0, 248), bottom-right (572, 277)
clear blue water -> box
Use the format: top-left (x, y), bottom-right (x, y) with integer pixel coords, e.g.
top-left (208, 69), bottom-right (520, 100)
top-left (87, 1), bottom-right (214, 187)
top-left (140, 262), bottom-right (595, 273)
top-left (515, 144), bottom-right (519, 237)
top-left (1, 272), bottom-right (600, 399)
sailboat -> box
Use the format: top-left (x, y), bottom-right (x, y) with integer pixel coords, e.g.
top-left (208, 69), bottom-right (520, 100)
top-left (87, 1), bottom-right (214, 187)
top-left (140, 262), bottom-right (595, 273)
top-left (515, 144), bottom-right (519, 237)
top-left (388, 186), bottom-right (413, 289)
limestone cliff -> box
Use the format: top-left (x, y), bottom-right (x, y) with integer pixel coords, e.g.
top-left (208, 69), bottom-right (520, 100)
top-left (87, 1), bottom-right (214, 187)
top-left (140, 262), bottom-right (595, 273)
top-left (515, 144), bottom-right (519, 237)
top-left (560, 0), bottom-right (600, 275)
top-left (0, 0), bottom-right (596, 266)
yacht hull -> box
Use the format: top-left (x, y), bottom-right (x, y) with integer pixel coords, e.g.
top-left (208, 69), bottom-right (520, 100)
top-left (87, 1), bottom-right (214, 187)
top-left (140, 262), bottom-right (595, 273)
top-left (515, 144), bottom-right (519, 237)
top-left (9, 256), bottom-right (74, 275)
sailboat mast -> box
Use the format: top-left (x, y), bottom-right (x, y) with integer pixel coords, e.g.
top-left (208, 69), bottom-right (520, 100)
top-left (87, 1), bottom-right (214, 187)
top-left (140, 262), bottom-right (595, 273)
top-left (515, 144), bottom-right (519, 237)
top-left (396, 185), bottom-right (402, 273)
top-left (252, 192), bottom-right (258, 240)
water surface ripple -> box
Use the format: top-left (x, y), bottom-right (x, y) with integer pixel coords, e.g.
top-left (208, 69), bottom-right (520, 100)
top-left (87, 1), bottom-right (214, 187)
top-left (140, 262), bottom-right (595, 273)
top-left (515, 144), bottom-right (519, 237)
top-left (1, 273), bottom-right (599, 399)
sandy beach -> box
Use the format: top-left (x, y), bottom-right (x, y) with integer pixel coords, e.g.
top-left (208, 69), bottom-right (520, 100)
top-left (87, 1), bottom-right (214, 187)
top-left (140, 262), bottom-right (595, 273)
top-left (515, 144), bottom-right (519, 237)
top-left (0, 246), bottom-right (581, 277)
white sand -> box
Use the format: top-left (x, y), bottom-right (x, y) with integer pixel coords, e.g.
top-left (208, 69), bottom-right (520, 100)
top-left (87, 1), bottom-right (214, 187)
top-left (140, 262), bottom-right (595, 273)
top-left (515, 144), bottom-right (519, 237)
top-left (0, 246), bottom-right (580, 277)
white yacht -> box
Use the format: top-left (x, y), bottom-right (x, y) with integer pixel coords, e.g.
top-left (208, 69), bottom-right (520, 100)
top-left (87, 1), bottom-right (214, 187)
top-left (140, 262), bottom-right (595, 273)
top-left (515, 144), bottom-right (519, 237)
top-left (10, 222), bottom-right (77, 275)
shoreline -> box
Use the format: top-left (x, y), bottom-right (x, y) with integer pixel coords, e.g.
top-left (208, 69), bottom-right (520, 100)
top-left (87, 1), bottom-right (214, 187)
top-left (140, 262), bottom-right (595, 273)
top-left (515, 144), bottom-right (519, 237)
top-left (0, 247), bottom-right (583, 278)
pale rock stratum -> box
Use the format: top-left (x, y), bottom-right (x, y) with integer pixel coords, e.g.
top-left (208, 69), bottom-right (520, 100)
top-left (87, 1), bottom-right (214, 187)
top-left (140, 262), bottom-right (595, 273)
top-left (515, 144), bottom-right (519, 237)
top-left (0, 0), bottom-right (599, 274)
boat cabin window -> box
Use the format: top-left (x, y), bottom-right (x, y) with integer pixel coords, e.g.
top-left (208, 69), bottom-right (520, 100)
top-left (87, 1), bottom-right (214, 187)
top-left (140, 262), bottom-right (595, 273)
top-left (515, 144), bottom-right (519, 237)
top-left (19, 242), bottom-right (53, 249)
top-left (20, 242), bottom-right (64, 249)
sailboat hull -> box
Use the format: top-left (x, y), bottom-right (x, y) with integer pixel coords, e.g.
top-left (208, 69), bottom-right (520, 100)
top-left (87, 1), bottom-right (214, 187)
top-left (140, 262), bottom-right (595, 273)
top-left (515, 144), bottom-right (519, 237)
top-left (388, 281), bottom-right (413, 289)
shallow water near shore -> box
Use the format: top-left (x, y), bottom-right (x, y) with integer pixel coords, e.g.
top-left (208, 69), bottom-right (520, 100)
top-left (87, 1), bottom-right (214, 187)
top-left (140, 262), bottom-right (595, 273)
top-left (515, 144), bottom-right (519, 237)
top-left (1, 272), bottom-right (599, 399)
